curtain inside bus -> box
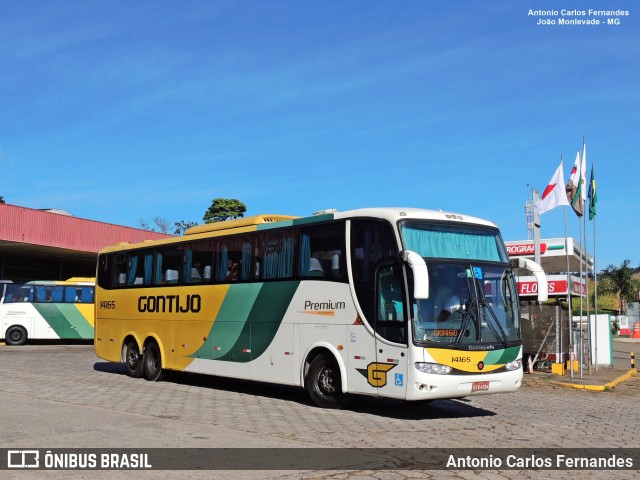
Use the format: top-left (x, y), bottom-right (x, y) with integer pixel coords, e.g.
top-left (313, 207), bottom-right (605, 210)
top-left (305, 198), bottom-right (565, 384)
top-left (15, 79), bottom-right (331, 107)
top-left (401, 225), bottom-right (507, 262)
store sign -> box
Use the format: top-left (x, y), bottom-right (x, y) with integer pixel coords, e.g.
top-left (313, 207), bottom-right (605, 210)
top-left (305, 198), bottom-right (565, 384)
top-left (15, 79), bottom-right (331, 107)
top-left (506, 243), bottom-right (547, 256)
top-left (517, 279), bottom-right (568, 296)
top-left (517, 277), bottom-right (585, 297)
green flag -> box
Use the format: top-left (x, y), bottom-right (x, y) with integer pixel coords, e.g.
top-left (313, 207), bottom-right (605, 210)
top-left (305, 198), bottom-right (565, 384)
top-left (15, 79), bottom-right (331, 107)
top-left (588, 164), bottom-right (597, 220)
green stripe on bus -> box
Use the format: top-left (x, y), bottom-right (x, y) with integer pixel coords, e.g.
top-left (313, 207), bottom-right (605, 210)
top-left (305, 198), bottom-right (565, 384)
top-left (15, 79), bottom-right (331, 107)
top-left (244, 281), bottom-right (299, 358)
top-left (195, 284), bottom-right (262, 360)
top-left (32, 304), bottom-right (92, 339)
top-left (253, 213), bottom-right (334, 231)
top-left (485, 346), bottom-right (520, 365)
top-left (205, 282), bottom-right (300, 362)
top-left (57, 304), bottom-right (94, 339)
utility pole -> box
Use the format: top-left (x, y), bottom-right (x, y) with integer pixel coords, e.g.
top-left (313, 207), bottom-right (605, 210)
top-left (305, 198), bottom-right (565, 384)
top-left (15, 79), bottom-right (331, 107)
top-left (532, 189), bottom-right (541, 266)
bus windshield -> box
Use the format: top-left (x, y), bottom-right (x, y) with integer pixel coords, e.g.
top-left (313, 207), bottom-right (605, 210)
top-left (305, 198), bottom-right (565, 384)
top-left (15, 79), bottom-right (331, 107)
top-left (400, 222), bottom-right (518, 347)
top-left (410, 262), bottom-right (520, 347)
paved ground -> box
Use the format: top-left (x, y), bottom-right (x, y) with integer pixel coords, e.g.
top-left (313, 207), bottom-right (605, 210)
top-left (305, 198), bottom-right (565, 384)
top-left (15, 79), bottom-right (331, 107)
top-left (0, 342), bottom-right (638, 480)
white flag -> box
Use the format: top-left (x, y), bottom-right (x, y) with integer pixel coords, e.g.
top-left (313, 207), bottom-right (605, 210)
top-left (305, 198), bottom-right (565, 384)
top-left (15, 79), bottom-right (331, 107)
top-left (536, 162), bottom-right (570, 215)
top-left (580, 143), bottom-right (587, 203)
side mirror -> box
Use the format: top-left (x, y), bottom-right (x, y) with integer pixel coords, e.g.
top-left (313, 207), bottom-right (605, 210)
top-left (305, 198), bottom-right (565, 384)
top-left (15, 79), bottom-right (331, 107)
top-left (400, 250), bottom-right (429, 300)
top-left (510, 257), bottom-right (548, 302)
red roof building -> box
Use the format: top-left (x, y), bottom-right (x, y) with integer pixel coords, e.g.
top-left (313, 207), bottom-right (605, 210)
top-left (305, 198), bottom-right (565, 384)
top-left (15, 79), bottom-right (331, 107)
top-left (0, 203), bottom-right (172, 281)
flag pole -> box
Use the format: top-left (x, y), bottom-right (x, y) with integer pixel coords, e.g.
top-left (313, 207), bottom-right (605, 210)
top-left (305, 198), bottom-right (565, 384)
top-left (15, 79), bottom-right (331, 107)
top-left (579, 197), bottom-right (589, 379)
top-left (564, 206), bottom-right (573, 381)
top-left (585, 206), bottom-right (591, 375)
top-left (590, 161), bottom-right (598, 371)
top-left (593, 213), bottom-right (598, 371)
top-left (580, 137), bottom-right (587, 379)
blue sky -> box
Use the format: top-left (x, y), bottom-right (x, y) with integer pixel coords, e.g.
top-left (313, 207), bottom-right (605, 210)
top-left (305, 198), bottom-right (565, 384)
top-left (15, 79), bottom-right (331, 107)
top-left (1, 1), bottom-right (638, 270)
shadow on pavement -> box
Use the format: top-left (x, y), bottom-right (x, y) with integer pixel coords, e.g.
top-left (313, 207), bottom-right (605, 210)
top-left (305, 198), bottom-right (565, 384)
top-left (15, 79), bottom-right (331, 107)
top-left (93, 361), bottom-right (496, 419)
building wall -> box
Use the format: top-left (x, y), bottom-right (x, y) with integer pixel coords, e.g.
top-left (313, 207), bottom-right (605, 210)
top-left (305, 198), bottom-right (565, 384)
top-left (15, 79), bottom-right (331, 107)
top-left (0, 203), bottom-right (170, 253)
top-left (0, 204), bottom-right (172, 281)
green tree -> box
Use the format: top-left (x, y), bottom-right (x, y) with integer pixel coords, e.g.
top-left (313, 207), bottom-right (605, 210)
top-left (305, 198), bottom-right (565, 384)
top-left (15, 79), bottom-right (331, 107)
top-left (0, 195), bottom-right (5, 204)
top-left (203, 198), bottom-right (247, 223)
top-left (598, 259), bottom-right (640, 315)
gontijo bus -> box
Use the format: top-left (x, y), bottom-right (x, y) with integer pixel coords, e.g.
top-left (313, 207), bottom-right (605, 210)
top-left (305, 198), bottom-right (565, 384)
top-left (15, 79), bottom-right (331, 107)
top-left (1, 278), bottom-right (95, 345)
top-left (94, 208), bottom-right (547, 408)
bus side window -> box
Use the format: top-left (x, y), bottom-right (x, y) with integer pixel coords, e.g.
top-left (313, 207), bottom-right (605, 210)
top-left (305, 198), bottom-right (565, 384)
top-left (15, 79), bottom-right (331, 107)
top-left (185, 240), bottom-right (215, 284)
top-left (351, 219), bottom-right (399, 325)
top-left (7, 285), bottom-right (31, 303)
top-left (126, 251), bottom-right (153, 287)
top-left (97, 255), bottom-right (112, 290)
top-left (156, 247), bottom-right (183, 285)
top-left (113, 253), bottom-right (127, 288)
top-left (376, 264), bottom-right (406, 344)
top-left (260, 231), bottom-right (295, 280)
top-left (298, 222), bottom-right (346, 281)
top-left (215, 235), bottom-right (252, 283)
top-left (36, 286), bottom-right (63, 303)
top-left (64, 286), bottom-right (93, 303)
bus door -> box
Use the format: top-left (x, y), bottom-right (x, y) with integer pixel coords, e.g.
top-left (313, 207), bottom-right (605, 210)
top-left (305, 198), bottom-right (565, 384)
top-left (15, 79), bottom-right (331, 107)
top-left (373, 263), bottom-right (408, 399)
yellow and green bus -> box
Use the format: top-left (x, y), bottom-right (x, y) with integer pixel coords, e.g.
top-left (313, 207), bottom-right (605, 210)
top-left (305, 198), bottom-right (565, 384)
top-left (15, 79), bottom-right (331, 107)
top-left (1, 278), bottom-right (95, 345)
top-left (94, 208), bottom-right (547, 408)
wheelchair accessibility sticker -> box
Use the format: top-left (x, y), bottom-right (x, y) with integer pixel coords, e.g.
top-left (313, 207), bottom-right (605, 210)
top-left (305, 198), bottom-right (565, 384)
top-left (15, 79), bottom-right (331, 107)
top-left (395, 373), bottom-right (404, 387)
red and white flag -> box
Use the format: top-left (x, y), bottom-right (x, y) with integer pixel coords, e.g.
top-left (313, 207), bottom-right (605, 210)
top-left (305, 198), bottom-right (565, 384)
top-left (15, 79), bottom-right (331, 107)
top-left (580, 143), bottom-right (587, 203)
top-left (566, 150), bottom-right (583, 216)
top-left (536, 162), bottom-right (570, 215)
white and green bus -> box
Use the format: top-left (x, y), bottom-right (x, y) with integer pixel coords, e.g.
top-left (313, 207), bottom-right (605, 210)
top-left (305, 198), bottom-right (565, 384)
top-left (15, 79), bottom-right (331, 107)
top-left (94, 208), bottom-right (547, 408)
top-left (1, 278), bottom-right (95, 345)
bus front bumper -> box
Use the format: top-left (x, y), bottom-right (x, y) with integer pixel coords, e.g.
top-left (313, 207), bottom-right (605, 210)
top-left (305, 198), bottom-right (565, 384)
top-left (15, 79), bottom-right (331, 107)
top-left (405, 368), bottom-right (523, 401)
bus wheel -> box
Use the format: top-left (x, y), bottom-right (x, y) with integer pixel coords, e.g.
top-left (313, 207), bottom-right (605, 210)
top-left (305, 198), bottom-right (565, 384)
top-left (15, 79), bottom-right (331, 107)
top-left (124, 340), bottom-right (143, 378)
top-left (143, 341), bottom-right (163, 382)
top-left (305, 353), bottom-right (350, 409)
top-left (5, 326), bottom-right (27, 346)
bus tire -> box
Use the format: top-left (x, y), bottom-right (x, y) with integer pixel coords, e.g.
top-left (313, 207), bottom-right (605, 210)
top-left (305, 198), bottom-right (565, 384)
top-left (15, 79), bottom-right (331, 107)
top-left (305, 353), bottom-right (350, 409)
top-left (143, 341), bottom-right (163, 382)
top-left (124, 340), bottom-right (143, 378)
top-left (5, 326), bottom-right (27, 346)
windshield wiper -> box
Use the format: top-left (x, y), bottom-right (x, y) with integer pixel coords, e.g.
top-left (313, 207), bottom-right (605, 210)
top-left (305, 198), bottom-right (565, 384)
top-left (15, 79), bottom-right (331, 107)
top-left (454, 273), bottom-right (509, 348)
top-left (476, 282), bottom-right (508, 348)
top-left (453, 306), bottom-right (472, 346)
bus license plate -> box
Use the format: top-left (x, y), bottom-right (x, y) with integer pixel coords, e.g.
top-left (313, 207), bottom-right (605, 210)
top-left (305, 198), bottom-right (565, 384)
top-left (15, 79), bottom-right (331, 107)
top-left (471, 381), bottom-right (490, 392)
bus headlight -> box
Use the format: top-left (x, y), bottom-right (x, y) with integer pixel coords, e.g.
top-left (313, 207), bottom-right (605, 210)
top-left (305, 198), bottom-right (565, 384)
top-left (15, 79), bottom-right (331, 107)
top-left (414, 362), bottom-right (452, 375)
top-left (505, 359), bottom-right (522, 371)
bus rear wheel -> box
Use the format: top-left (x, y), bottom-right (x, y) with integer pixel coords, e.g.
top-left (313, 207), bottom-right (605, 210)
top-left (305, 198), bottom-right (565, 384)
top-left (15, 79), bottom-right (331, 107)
top-left (143, 341), bottom-right (163, 382)
top-left (5, 326), bottom-right (27, 346)
top-left (124, 340), bottom-right (143, 378)
top-left (305, 353), bottom-right (350, 409)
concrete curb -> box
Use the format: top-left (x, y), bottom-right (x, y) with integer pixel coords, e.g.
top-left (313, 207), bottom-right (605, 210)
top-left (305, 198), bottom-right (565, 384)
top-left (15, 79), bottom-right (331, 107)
top-left (553, 368), bottom-right (637, 391)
